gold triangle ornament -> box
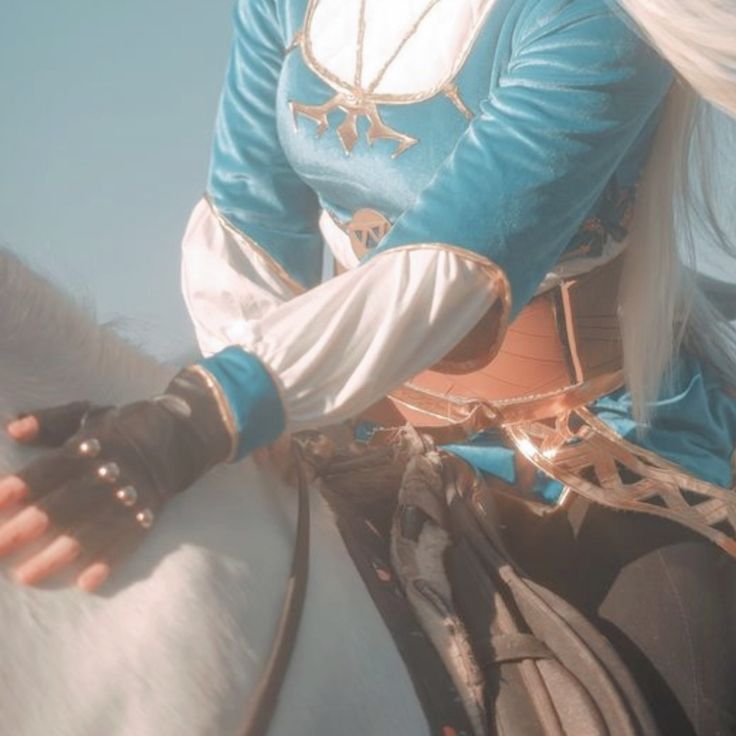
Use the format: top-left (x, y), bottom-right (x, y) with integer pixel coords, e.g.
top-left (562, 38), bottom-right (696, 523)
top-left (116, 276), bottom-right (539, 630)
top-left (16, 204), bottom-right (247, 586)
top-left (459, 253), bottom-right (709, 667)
top-left (346, 208), bottom-right (391, 259)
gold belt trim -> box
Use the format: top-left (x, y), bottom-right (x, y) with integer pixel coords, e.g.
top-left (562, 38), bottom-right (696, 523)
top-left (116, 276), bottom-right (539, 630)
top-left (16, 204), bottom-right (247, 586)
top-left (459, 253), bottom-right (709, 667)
top-left (369, 371), bottom-right (625, 445)
top-left (368, 373), bottom-right (736, 560)
top-left (506, 405), bottom-right (736, 559)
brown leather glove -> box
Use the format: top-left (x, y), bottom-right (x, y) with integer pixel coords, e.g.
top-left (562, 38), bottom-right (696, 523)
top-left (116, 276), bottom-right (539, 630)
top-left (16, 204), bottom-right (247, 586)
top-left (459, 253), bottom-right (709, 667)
top-left (7, 367), bottom-right (234, 572)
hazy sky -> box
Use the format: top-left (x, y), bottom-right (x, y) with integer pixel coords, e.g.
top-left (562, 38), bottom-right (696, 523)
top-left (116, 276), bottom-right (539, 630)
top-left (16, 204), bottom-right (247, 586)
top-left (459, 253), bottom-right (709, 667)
top-left (1, 1), bottom-right (233, 360)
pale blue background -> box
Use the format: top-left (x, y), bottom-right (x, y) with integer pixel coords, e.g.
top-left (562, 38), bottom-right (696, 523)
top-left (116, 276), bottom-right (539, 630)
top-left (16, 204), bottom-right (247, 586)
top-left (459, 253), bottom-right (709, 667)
top-left (1, 4), bottom-right (733, 366)
top-left (0, 1), bottom-right (234, 360)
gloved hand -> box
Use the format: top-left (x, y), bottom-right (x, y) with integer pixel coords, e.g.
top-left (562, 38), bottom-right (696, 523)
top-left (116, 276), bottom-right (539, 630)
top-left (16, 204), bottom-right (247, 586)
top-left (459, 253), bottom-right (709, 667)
top-left (0, 367), bottom-right (236, 591)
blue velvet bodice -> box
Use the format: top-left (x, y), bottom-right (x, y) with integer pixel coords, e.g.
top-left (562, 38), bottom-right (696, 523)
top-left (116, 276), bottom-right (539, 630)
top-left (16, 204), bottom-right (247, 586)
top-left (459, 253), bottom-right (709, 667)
top-left (201, 0), bottom-right (736, 497)
top-left (209, 0), bottom-right (671, 305)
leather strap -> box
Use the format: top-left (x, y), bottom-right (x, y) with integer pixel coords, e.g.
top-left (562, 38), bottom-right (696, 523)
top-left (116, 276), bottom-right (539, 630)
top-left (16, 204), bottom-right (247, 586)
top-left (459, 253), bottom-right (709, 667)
top-left (239, 442), bottom-right (310, 736)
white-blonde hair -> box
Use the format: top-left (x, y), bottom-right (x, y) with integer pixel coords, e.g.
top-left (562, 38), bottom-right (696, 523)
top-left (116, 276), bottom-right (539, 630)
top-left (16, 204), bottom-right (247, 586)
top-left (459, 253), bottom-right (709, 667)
top-left (615, 0), bottom-right (736, 424)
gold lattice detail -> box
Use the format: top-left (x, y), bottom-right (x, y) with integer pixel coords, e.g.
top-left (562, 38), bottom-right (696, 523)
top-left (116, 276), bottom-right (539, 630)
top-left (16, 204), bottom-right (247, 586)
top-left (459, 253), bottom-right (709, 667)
top-left (504, 407), bottom-right (736, 557)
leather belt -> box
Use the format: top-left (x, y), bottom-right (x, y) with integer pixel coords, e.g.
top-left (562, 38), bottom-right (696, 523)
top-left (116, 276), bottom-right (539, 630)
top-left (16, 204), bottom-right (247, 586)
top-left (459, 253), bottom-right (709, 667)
top-left (360, 254), bottom-right (626, 441)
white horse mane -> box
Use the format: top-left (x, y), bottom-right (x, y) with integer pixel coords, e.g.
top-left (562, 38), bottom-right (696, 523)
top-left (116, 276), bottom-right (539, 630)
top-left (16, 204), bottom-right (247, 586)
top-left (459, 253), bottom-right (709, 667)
top-left (0, 249), bottom-right (427, 736)
top-left (0, 249), bottom-right (168, 457)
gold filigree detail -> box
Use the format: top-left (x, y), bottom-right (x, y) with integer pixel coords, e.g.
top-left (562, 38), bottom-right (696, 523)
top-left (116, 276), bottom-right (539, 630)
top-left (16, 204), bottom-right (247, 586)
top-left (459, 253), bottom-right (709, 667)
top-left (293, 0), bottom-right (490, 156)
top-left (505, 406), bottom-right (736, 558)
top-left (385, 372), bottom-right (625, 442)
top-left (185, 364), bottom-right (239, 463)
top-left (286, 31), bottom-right (304, 54)
top-left (301, 0), bottom-right (492, 104)
top-left (443, 82), bottom-right (473, 120)
top-left (354, 0), bottom-right (368, 87)
top-left (290, 95), bottom-right (418, 157)
top-left (363, 0), bottom-right (444, 95)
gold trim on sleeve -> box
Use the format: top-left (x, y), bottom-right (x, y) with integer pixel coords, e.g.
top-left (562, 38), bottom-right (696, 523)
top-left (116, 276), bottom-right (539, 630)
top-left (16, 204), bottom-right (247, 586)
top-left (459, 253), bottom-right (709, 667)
top-left (204, 195), bottom-right (307, 296)
top-left (185, 364), bottom-right (239, 463)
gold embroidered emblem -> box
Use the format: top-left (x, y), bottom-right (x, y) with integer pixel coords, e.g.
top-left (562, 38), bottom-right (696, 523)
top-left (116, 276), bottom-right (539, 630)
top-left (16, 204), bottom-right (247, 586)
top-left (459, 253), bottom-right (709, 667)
top-left (291, 0), bottom-right (490, 157)
top-left (346, 208), bottom-right (391, 258)
top-left (290, 95), bottom-right (417, 159)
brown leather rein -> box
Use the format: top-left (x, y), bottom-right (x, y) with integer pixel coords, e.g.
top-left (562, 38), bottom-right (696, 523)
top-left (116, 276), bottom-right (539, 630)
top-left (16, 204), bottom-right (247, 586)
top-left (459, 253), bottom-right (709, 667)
top-left (239, 442), bottom-right (311, 736)
top-left (236, 256), bottom-right (627, 734)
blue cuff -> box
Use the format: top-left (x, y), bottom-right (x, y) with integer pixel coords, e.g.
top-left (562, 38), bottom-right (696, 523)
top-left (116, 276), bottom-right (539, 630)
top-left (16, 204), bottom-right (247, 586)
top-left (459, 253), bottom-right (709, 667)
top-left (197, 346), bottom-right (286, 460)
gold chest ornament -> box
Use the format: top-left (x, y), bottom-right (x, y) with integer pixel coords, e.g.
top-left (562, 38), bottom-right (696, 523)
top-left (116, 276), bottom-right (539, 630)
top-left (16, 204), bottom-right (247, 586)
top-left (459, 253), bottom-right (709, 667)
top-left (290, 0), bottom-right (494, 157)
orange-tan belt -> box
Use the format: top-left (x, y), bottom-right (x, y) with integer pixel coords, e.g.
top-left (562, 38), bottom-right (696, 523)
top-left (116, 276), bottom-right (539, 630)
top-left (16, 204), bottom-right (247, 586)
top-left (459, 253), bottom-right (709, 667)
top-left (349, 246), bottom-right (736, 560)
top-left (360, 255), bottom-right (626, 442)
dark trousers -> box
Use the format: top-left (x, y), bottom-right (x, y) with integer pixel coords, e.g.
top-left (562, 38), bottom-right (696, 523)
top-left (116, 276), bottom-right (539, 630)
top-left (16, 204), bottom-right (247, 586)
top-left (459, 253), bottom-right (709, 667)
top-left (504, 499), bottom-right (736, 736)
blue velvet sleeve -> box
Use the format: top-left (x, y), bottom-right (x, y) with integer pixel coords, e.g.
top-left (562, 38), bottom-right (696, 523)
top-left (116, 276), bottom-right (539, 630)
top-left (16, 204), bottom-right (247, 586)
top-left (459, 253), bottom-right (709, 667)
top-left (197, 347), bottom-right (286, 461)
top-left (207, 0), bottom-right (323, 289)
top-left (196, 0), bottom-right (316, 459)
top-left (370, 0), bottom-right (673, 318)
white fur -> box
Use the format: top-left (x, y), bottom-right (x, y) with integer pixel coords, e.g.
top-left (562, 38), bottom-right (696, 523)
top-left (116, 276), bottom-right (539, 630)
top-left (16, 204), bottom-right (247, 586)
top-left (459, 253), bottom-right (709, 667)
top-left (0, 251), bottom-right (428, 736)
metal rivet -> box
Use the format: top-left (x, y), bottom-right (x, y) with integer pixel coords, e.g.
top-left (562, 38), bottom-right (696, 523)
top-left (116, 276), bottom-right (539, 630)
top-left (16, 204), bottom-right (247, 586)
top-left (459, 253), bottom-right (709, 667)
top-left (77, 438), bottom-right (101, 458)
top-left (115, 485), bottom-right (138, 507)
top-left (96, 462), bottom-right (120, 483)
top-left (135, 508), bottom-right (154, 529)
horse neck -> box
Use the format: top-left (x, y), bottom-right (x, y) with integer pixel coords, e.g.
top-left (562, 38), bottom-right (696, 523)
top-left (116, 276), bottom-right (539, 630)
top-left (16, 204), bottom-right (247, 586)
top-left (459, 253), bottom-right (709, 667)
top-left (0, 250), bottom-right (172, 473)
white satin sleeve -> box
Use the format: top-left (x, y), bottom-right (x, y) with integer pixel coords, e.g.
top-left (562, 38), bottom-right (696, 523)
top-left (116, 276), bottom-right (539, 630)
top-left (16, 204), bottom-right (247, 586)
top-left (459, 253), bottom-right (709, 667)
top-left (181, 197), bottom-right (303, 356)
top-left (240, 247), bottom-right (502, 431)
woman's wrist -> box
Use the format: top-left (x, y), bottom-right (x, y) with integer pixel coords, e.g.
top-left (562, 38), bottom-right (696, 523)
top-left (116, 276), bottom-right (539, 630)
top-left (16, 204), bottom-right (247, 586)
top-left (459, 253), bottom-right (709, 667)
top-left (182, 346), bottom-right (287, 462)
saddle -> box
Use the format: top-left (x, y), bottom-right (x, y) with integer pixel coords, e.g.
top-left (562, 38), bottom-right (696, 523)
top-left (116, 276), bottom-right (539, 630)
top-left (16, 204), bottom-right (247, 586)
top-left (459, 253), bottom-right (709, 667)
top-left (307, 428), bottom-right (660, 736)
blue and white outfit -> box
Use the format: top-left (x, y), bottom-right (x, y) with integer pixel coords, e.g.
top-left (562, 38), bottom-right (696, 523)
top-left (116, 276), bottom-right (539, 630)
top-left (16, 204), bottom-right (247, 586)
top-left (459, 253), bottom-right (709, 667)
top-left (181, 0), bottom-right (736, 503)
top-left (177, 3), bottom-right (736, 731)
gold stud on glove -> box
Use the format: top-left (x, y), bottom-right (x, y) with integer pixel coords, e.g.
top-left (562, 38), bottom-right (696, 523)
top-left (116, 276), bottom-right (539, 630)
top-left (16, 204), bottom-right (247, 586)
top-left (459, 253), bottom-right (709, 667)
top-left (9, 366), bottom-right (236, 573)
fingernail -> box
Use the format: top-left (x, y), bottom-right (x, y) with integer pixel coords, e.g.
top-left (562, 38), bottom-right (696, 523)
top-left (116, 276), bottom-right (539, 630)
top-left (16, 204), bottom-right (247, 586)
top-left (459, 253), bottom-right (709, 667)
top-left (12, 568), bottom-right (33, 586)
top-left (7, 416), bottom-right (36, 439)
top-left (0, 476), bottom-right (28, 506)
top-left (78, 566), bottom-right (109, 592)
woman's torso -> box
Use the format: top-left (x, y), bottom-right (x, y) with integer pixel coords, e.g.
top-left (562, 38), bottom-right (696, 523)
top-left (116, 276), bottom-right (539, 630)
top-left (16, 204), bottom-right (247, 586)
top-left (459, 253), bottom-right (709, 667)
top-left (275, 0), bottom-right (655, 270)
top-left (261, 0), bottom-right (736, 501)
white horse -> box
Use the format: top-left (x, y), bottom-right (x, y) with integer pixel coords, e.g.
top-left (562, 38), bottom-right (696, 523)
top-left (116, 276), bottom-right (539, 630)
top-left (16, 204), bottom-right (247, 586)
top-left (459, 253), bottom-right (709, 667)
top-left (0, 250), bottom-right (430, 736)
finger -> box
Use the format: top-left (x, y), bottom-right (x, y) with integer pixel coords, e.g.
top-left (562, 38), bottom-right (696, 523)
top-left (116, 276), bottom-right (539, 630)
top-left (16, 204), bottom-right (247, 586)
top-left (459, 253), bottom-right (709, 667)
top-left (16, 451), bottom-right (92, 502)
top-left (72, 505), bottom-right (146, 557)
top-left (6, 416), bottom-right (40, 443)
top-left (37, 475), bottom-right (116, 530)
top-left (76, 561), bottom-right (111, 592)
top-left (12, 401), bottom-right (93, 448)
top-left (74, 521), bottom-right (143, 592)
top-left (73, 508), bottom-right (146, 591)
top-left (13, 534), bottom-right (81, 586)
top-left (0, 506), bottom-right (51, 557)
top-left (0, 476), bottom-right (30, 508)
